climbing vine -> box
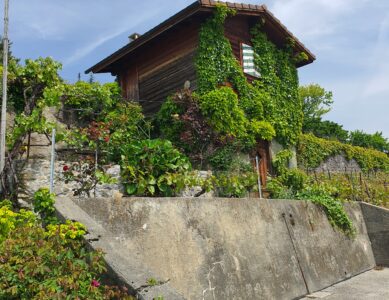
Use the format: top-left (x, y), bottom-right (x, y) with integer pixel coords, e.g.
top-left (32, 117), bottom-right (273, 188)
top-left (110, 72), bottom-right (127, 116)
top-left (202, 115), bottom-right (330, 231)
top-left (193, 4), bottom-right (304, 147)
top-left (251, 26), bottom-right (305, 146)
top-left (298, 134), bottom-right (389, 172)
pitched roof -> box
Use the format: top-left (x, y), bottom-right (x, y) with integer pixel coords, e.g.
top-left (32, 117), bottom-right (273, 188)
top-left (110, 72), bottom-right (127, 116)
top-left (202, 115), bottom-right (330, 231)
top-left (85, 0), bottom-right (315, 74)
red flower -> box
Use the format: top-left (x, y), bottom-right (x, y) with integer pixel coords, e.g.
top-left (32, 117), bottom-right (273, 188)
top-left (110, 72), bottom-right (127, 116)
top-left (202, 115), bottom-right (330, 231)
top-left (63, 165), bottom-right (69, 172)
top-left (91, 279), bottom-right (100, 287)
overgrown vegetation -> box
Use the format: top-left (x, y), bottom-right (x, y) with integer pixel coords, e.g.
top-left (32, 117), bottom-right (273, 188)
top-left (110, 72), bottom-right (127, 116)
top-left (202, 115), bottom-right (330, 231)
top-left (267, 167), bottom-right (355, 236)
top-left (298, 133), bottom-right (389, 172)
top-left (0, 199), bottom-right (133, 299)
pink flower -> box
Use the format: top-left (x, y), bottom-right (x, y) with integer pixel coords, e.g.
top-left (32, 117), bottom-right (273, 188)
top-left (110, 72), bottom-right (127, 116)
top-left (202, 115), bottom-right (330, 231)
top-left (91, 279), bottom-right (100, 288)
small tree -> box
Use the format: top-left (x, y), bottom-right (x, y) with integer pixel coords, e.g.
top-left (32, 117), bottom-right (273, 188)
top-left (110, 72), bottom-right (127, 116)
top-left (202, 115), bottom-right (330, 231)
top-left (299, 84), bottom-right (333, 122)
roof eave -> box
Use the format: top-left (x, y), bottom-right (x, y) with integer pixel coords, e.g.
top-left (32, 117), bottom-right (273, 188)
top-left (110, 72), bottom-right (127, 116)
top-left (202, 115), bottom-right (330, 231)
top-left (85, 1), bottom-right (315, 74)
top-left (85, 1), bottom-right (202, 74)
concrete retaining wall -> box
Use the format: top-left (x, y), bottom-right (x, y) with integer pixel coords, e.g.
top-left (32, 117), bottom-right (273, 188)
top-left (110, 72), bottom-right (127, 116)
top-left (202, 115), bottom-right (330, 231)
top-left (361, 202), bottom-right (389, 267)
top-left (56, 197), bottom-right (375, 300)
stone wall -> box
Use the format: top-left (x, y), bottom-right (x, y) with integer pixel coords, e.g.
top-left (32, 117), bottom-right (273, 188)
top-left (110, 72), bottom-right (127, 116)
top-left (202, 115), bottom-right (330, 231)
top-left (313, 154), bottom-right (361, 173)
top-left (361, 202), bottom-right (389, 267)
top-left (18, 158), bottom-right (122, 203)
top-left (56, 197), bottom-right (376, 300)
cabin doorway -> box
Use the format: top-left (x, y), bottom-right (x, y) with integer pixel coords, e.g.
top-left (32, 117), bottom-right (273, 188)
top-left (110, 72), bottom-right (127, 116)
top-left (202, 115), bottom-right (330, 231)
top-left (251, 140), bottom-right (272, 188)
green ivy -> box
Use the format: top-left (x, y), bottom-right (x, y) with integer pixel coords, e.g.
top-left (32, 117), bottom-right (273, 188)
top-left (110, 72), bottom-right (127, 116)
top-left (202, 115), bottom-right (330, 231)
top-left (194, 4), bottom-right (304, 147)
top-left (251, 26), bottom-right (303, 146)
top-left (298, 133), bottom-right (389, 172)
top-left (198, 87), bottom-right (247, 138)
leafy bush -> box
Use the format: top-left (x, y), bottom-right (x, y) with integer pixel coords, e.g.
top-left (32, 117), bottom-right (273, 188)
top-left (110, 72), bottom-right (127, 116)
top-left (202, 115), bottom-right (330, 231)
top-left (62, 81), bottom-right (121, 122)
top-left (215, 171), bottom-right (258, 198)
top-left (0, 198), bottom-right (133, 299)
top-left (121, 139), bottom-right (192, 196)
top-left (296, 184), bottom-right (355, 236)
top-left (0, 200), bottom-right (36, 243)
top-left (0, 223), bottom-right (132, 299)
top-left (33, 188), bottom-right (57, 225)
top-left (272, 149), bottom-right (293, 175)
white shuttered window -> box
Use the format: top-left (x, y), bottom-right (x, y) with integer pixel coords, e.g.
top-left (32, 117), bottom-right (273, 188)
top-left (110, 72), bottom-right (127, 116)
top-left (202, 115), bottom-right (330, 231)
top-left (242, 43), bottom-right (260, 78)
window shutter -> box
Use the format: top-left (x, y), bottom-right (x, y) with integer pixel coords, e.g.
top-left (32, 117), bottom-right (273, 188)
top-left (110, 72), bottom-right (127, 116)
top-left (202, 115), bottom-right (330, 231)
top-left (242, 43), bottom-right (260, 78)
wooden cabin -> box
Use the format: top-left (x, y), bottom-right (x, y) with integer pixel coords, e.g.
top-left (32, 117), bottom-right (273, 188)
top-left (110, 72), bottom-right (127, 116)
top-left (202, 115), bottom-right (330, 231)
top-left (86, 0), bottom-right (315, 115)
top-left (86, 0), bottom-right (315, 187)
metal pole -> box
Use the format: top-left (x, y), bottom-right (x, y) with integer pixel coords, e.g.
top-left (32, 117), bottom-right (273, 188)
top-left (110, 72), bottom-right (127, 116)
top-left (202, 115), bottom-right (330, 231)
top-left (49, 129), bottom-right (56, 193)
top-left (256, 155), bottom-right (263, 199)
top-left (0, 0), bottom-right (9, 173)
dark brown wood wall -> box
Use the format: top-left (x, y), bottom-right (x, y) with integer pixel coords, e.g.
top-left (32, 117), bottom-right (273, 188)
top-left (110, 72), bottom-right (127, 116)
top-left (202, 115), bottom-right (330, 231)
top-left (117, 18), bottom-right (201, 115)
top-left (117, 14), bottom-right (260, 114)
top-left (139, 51), bottom-right (197, 115)
top-left (224, 15), bottom-right (253, 65)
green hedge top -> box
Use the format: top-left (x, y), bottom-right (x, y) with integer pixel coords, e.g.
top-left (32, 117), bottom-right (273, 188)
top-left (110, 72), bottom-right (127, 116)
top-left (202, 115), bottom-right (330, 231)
top-left (297, 133), bottom-right (389, 172)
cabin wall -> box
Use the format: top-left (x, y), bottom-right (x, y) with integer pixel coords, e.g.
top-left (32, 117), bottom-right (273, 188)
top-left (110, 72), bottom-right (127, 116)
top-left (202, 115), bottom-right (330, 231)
top-left (224, 15), bottom-right (252, 62)
top-left (117, 19), bottom-right (201, 115)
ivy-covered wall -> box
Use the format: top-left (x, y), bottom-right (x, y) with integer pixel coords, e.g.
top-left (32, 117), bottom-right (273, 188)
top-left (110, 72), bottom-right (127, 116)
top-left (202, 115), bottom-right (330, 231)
top-left (298, 134), bottom-right (389, 173)
top-left (157, 4), bottom-right (308, 170)
top-left (195, 4), bottom-right (306, 146)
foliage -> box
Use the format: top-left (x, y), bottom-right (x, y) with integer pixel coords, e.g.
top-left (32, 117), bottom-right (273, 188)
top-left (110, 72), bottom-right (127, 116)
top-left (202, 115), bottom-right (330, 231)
top-left (62, 160), bottom-right (117, 197)
top-left (296, 184), bottom-right (355, 236)
top-left (298, 133), bottom-right (389, 172)
top-left (33, 188), bottom-right (58, 225)
top-left (307, 172), bottom-right (389, 209)
top-left (303, 119), bottom-right (349, 142)
top-left (8, 57), bottom-right (62, 113)
top-left (272, 149), bottom-right (293, 175)
top-left (267, 170), bottom-right (355, 236)
top-left (349, 130), bottom-right (389, 153)
top-left (0, 200), bottom-right (36, 243)
top-left (6, 57), bottom-right (63, 149)
top-left (61, 81), bottom-right (121, 122)
top-left (208, 144), bottom-right (252, 171)
top-left (0, 221), bottom-right (132, 299)
top-left (64, 101), bottom-right (149, 164)
top-left (45, 220), bottom-right (87, 241)
top-left (299, 84), bottom-right (333, 122)
top-left (250, 25), bottom-right (303, 146)
top-left (103, 102), bottom-right (150, 162)
top-left (215, 171), bottom-right (258, 198)
top-left (193, 4), bottom-right (301, 147)
top-left (156, 89), bottom-right (235, 168)
top-left (198, 87), bottom-right (247, 138)
top-left (121, 139), bottom-right (192, 196)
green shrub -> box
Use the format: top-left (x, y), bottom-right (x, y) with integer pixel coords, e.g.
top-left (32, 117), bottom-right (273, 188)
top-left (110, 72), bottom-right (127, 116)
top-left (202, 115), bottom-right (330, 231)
top-left (0, 222), bottom-right (132, 299)
top-left (33, 188), bottom-right (58, 225)
top-left (296, 184), bottom-right (355, 236)
top-left (215, 171), bottom-right (258, 198)
top-left (0, 201), bottom-right (36, 243)
top-left (121, 139), bottom-right (192, 196)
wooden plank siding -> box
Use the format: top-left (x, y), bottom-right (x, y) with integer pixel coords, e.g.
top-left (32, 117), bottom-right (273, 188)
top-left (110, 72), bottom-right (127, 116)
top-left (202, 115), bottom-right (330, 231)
top-left (116, 18), bottom-right (201, 114)
top-left (225, 15), bottom-right (253, 63)
top-left (139, 51), bottom-right (197, 115)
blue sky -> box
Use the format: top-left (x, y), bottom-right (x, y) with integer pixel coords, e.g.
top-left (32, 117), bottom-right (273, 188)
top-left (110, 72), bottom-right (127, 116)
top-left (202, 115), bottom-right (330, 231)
top-left (4, 0), bottom-right (389, 137)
